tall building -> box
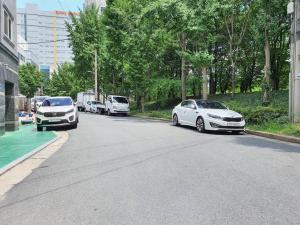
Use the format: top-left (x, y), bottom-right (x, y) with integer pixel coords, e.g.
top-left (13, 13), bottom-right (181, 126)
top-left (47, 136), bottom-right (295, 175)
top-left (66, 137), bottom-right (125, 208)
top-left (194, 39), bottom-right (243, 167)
top-left (17, 34), bottom-right (38, 66)
top-left (0, 0), bottom-right (19, 135)
top-left (84, 0), bottom-right (106, 12)
top-left (17, 4), bottom-right (78, 75)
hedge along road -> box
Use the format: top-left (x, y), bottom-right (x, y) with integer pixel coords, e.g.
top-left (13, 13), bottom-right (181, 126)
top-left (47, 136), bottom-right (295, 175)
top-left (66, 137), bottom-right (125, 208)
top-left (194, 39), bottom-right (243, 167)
top-left (0, 113), bottom-right (299, 225)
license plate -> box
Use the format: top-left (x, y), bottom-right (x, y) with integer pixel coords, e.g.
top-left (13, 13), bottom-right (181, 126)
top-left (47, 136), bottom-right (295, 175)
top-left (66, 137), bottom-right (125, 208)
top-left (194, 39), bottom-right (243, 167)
top-left (49, 119), bottom-right (61, 123)
top-left (227, 122), bottom-right (240, 126)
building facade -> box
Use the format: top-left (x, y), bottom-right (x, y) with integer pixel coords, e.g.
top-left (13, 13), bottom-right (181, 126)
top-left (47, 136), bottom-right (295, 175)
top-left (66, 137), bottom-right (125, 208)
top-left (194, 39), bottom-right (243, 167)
top-left (17, 4), bottom-right (76, 75)
top-left (84, 0), bottom-right (106, 12)
top-left (0, 0), bottom-right (19, 135)
top-left (17, 34), bottom-right (38, 66)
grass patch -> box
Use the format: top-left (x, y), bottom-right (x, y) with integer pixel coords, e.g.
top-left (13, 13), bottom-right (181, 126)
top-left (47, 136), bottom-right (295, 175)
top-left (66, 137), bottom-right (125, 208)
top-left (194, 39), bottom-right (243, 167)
top-left (131, 109), bottom-right (172, 120)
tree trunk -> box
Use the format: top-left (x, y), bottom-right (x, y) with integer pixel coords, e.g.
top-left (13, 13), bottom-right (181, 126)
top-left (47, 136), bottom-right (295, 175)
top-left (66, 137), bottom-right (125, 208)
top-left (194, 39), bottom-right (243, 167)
top-left (141, 96), bottom-right (145, 113)
top-left (263, 29), bottom-right (271, 104)
top-left (229, 41), bottom-right (236, 98)
top-left (202, 67), bottom-right (208, 100)
top-left (180, 33), bottom-right (187, 100)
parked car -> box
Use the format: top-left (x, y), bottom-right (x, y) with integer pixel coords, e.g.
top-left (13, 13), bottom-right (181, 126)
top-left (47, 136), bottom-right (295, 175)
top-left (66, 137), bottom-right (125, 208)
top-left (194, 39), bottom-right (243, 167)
top-left (172, 100), bottom-right (245, 134)
top-left (105, 95), bottom-right (130, 116)
top-left (36, 97), bottom-right (79, 131)
top-left (32, 96), bottom-right (49, 112)
top-left (90, 101), bottom-right (105, 114)
top-left (77, 92), bottom-right (95, 112)
top-left (18, 112), bottom-right (34, 125)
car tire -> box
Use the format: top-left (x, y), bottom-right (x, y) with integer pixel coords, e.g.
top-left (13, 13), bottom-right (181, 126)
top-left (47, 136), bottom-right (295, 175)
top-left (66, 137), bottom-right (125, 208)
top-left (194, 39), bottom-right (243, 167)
top-left (173, 114), bottom-right (179, 126)
top-left (72, 122), bottom-right (78, 129)
top-left (37, 126), bottom-right (43, 132)
top-left (196, 117), bottom-right (205, 133)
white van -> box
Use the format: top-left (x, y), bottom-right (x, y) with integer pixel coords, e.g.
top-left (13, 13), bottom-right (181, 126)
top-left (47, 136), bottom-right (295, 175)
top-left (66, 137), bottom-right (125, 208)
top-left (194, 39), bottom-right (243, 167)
top-left (105, 95), bottom-right (130, 116)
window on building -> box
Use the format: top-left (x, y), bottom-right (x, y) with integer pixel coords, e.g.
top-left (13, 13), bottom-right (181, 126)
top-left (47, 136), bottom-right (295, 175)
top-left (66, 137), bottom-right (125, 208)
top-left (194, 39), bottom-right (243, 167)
top-left (4, 9), bottom-right (13, 40)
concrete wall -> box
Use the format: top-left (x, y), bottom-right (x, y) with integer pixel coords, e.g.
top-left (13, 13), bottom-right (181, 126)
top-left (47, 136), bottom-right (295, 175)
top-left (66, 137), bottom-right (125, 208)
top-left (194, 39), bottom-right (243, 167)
top-left (0, 0), bottom-right (19, 136)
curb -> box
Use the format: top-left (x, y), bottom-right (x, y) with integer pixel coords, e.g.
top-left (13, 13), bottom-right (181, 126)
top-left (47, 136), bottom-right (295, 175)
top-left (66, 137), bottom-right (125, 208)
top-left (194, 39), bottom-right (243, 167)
top-left (245, 129), bottom-right (300, 144)
top-left (131, 115), bottom-right (171, 123)
top-left (0, 133), bottom-right (60, 176)
top-left (133, 115), bottom-right (300, 144)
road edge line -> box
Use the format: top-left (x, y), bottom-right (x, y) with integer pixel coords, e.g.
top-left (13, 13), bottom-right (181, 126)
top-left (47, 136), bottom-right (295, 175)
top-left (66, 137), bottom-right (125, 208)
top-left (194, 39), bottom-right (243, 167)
top-left (0, 133), bottom-right (60, 176)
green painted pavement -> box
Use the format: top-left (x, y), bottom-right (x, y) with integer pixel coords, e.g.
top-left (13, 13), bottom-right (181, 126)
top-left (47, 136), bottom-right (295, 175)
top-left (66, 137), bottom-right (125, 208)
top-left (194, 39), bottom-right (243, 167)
top-left (0, 125), bottom-right (57, 169)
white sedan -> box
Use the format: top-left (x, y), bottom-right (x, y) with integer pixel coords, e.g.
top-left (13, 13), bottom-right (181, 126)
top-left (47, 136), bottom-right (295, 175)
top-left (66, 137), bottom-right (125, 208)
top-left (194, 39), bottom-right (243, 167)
top-left (172, 100), bottom-right (245, 134)
top-left (36, 97), bottom-right (79, 131)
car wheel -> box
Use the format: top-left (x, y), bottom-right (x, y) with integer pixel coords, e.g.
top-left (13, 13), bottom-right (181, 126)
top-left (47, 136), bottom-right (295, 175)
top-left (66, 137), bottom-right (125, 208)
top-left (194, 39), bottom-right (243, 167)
top-left (37, 126), bottom-right (43, 132)
top-left (72, 122), bottom-right (78, 129)
top-left (196, 117), bottom-right (205, 133)
top-left (173, 114), bottom-right (179, 126)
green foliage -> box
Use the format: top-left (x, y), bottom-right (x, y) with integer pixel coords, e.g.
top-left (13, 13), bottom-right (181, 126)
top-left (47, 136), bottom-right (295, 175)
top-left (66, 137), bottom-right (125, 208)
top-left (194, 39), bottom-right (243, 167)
top-left (66, 5), bottom-right (104, 83)
top-left (66, 0), bottom-right (290, 110)
top-left (44, 63), bottom-right (85, 99)
top-left (18, 63), bottom-right (44, 98)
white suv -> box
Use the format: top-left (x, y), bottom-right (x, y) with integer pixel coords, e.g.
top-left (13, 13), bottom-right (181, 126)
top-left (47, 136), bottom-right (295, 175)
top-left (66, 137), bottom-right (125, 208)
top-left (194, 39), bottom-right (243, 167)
top-left (36, 97), bottom-right (79, 131)
top-left (105, 95), bottom-right (130, 116)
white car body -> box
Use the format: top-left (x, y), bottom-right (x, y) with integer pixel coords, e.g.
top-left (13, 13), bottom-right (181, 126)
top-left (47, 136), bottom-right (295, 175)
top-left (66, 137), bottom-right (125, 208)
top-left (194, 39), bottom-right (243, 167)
top-left (76, 92), bottom-right (95, 112)
top-left (36, 97), bottom-right (79, 131)
top-left (105, 95), bottom-right (130, 116)
top-left (90, 101), bottom-right (105, 113)
top-left (172, 99), bottom-right (245, 133)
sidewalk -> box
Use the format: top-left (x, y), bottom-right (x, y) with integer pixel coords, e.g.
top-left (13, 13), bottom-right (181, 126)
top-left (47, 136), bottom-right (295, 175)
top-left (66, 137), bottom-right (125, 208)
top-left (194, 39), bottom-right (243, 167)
top-left (0, 125), bottom-right (57, 171)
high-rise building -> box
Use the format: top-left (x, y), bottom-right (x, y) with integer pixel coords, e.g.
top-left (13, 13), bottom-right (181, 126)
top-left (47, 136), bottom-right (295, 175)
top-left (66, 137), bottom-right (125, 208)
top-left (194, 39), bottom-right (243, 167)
top-left (17, 4), bottom-right (79, 74)
top-left (84, 0), bottom-right (106, 12)
top-left (0, 0), bottom-right (19, 135)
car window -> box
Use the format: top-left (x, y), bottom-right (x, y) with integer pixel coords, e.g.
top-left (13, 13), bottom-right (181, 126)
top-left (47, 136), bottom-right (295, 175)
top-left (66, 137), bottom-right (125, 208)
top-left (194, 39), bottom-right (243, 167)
top-left (196, 101), bottom-right (227, 109)
top-left (42, 98), bottom-right (73, 107)
top-left (181, 101), bottom-right (189, 107)
top-left (188, 102), bottom-right (197, 109)
top-left (113, 97), bottom-right (128, 104)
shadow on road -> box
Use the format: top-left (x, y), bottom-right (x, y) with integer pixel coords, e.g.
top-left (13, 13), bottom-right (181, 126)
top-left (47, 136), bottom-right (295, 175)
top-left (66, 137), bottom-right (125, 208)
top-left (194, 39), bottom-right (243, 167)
top-left (232, 136), bottom-right (300, 153)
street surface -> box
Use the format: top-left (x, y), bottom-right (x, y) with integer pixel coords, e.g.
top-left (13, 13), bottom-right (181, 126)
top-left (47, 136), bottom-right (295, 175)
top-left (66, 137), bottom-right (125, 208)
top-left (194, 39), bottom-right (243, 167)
top-left (0, 113), bottom-right (300, 225)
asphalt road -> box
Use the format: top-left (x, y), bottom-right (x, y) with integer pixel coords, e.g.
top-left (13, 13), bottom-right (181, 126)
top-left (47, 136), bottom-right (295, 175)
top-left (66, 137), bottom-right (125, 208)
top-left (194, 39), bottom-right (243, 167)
top-left (1, 113), bottom-right (300, 225)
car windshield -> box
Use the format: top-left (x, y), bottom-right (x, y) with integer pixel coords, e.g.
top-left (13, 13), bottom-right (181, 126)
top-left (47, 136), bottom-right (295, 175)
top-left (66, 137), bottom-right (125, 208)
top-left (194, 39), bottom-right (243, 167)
top-left (113, 97), bottom-right (128, 104)
top-left (42, 98), bottom-right (73, 107)
top-left (92, 101), bottom-right (102, 104)
top-left (36, 97), bottom-right (47, 102)
top-left (196, 101), bottom-right (227, 109)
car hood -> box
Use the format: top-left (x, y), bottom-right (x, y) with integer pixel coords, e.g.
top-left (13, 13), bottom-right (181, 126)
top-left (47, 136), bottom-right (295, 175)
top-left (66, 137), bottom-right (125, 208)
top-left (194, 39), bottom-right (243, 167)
top-left (202, 109), bottom-right (242, 118)
top-left (38, 106), bottom-right (74, 113)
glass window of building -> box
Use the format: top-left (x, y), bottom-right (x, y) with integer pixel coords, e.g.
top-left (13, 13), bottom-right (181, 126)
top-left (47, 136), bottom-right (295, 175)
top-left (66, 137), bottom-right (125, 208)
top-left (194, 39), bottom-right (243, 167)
top-left (4, 9), bottom-right (13, 40)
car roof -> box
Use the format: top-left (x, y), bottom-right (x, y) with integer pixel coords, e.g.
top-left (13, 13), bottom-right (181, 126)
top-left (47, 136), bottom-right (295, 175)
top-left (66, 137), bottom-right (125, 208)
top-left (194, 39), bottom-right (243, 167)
top-left (45, 96), bottom-right (72, 99)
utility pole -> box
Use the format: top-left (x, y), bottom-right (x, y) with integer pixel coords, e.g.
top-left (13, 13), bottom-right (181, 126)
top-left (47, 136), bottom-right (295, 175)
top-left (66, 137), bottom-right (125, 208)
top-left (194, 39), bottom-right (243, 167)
top-left (94, 49), bottom-right (98, 101)
top-left (202, 67), bottom-right (208, 100)
top-left (288, 0), bottom-right (300, 123)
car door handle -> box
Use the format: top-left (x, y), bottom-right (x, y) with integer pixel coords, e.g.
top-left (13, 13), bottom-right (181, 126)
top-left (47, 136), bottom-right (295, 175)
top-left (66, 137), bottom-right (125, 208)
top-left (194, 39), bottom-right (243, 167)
top-left (195, 111), bottom-right (199, 113)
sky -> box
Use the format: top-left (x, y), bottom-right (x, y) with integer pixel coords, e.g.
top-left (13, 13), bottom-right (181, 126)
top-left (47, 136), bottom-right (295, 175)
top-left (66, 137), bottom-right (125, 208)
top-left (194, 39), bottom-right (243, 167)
top-left (17, 0), bottom-right (84, 12)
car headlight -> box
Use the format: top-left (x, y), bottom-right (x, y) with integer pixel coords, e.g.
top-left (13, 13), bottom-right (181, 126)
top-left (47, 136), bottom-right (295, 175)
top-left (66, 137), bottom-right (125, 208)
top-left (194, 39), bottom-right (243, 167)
top-left (207, 113), bottom-right (222, 120)
top-left (66, 109), bottom-right (74, 114)
top-left (36, 111), bottom-right (44, 115)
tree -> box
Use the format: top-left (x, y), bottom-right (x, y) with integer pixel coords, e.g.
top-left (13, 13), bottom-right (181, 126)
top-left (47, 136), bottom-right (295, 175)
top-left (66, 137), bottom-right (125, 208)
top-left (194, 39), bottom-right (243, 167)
top-left (66, 4), bottom-right (104, 92)
top-left (19, 63), bottom-right (44, 98)
top-left (44, 63), bottom-right (84, 99)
